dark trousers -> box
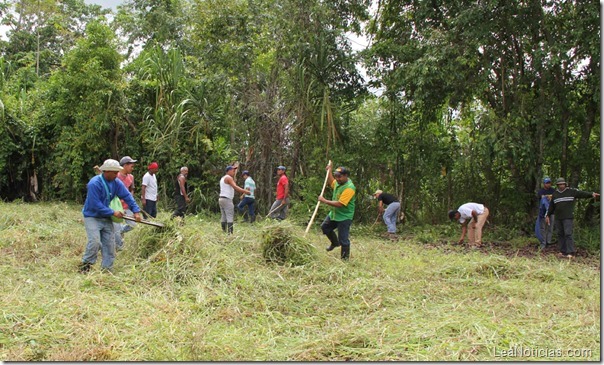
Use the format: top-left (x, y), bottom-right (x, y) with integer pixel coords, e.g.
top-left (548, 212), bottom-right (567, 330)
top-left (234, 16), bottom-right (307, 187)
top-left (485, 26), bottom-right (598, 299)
top-left (237, 197), bottom-right (255, 220)
top-left (321, 215), bottom-right (352, 247)
top-left (143, 199), bottom-right (157, 218)
top-left (557, 218), bottom-right (575, 255)
top-left (172, 195), bottom-right (187, 218)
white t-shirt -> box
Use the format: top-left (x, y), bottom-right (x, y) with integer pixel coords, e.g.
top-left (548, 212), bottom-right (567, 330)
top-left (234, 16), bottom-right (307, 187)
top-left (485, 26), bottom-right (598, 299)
top-left (142, 172), bottom-right (158, 201)
top-left (220, 175), bottom-right (234, 199)
top-left (457, 203), bottom-right (485, 223)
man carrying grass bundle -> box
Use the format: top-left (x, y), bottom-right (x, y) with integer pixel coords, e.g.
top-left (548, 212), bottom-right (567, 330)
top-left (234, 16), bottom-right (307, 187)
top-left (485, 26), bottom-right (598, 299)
top-left (80, 159), bottom-right (142, 273)
top-left (318, 165), bottom-right (356, 261)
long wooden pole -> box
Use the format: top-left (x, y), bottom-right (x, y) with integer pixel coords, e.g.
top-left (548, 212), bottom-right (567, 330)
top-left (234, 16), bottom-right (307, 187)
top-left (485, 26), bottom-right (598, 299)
top-left (304, 160), bottom-right (332, 237)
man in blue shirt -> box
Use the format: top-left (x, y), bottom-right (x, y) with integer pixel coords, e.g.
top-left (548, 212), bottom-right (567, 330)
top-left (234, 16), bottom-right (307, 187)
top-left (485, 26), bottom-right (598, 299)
top-left (80, 159), bottom-right (142, 273)
top-left (536, 177), bottom-right (556, 249)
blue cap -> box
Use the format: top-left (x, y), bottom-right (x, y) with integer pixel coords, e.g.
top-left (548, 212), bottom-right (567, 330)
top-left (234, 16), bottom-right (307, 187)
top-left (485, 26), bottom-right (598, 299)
top-left (242, 170), bottom-right (250, 176)
top-left (226, 165), bottom-right (237, 172)
top-left (277, 165), bottom-right (286, 170)
top-left (543, 177), bottom-right (552, 183)
top-left (334, 166), bottom-right (350, 176)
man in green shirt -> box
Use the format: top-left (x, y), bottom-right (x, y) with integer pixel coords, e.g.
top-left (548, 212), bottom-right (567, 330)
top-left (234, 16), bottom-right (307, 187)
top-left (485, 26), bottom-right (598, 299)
top-left (318, 165), bottom-right (356, 260)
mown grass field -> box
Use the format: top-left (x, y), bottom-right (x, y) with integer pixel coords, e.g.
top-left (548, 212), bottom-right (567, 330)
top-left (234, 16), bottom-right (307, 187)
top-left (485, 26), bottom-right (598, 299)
top-left (0, 201), bottom-right (600, 361)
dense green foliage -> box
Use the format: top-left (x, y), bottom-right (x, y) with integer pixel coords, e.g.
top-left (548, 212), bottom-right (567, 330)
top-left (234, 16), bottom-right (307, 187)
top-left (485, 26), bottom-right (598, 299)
top-left (0, 0), bottom-right (599, 230)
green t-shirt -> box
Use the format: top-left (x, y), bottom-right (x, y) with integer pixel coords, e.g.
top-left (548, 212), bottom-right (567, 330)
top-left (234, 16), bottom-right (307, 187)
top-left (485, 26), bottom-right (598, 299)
top-left (329, 179), bottom-right (356, 221)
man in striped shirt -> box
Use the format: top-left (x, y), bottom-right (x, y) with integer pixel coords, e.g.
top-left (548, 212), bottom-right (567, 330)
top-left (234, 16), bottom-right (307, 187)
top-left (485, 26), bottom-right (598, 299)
top-left (545, 177), bottom-right (599, 258)
top-left (237, 170), bottom-right (256, 223)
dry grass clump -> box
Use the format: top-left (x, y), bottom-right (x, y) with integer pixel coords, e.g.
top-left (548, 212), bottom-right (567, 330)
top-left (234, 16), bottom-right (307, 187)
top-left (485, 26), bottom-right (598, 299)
top-left (260, 222), bottom-right (317, 266)
top-left (128, 221), bottom-right (178, 259)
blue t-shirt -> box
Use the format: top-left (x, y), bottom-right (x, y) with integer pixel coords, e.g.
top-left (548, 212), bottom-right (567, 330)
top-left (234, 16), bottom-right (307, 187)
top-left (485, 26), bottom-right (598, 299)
top-left (82, 174), bottom-right (141, 218)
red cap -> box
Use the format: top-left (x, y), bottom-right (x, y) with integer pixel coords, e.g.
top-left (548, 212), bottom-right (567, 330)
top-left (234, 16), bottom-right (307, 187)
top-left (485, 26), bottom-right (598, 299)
top-left (148, 162), bottom-right (159, 169)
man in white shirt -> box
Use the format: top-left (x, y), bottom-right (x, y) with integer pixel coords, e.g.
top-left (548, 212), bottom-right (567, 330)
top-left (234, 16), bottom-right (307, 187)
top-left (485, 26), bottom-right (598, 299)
top-left (448, 202), bottom-right (490, 247)
top-left (141, 162), bottom-right (159, 218)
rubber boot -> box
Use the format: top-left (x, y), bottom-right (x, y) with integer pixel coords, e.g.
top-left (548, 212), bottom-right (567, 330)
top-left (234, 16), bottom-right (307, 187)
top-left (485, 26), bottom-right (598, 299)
top-left (227, 223), bottom-right (233, 235)
top-left (79, 262), bottom-right (92, 273)
top-left (341, 245), bottom-right (350, 261)
top-left (325, 231), bottom-right (340, 251)
top-left (221, 222), bottom-right (227, 232)
top-left (250, 215), bottom-right (256, 223)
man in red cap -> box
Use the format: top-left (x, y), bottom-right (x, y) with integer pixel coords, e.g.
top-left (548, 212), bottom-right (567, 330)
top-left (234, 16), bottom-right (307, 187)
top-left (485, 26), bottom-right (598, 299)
top-left (141, 162), bottom-right (159, 218)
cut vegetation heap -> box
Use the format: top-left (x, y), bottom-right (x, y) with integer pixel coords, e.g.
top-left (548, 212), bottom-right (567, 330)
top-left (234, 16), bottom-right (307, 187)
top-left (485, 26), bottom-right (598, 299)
top-left (261, 222), bottom-right (317, 266)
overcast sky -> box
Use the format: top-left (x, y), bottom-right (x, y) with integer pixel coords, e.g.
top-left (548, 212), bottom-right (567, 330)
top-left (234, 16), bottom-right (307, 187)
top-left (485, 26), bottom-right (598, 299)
top-left (83, 0), bottom-right (122, 10)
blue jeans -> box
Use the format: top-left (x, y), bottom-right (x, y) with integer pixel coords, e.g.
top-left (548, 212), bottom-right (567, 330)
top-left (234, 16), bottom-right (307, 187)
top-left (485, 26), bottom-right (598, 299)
top-left (83, 217), bottom-right (116, 269)
top-left (383, 202), bottom-right (400, 233)
top-left (321, 215), bottom-right (352, 247)
top-left (114, 209), bottom-right (135, 249)
top-left (237, 197), bottom-right (255, 220)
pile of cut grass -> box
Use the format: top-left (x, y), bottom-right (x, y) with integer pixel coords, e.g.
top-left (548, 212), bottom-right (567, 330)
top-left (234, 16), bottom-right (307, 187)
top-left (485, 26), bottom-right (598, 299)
top-left (260, 222), bottom-right (317, 266)
top-left (0, 202), bottom-right (599, 361)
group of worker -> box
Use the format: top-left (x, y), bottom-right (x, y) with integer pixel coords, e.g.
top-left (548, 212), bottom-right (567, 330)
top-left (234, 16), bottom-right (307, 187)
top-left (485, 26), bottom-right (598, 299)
top-left (79, 157), bottom-right (599, 273)
top-left (447, 177), bottom-right (599, 258)
top-left (79, 159), bottom-right (296, 272)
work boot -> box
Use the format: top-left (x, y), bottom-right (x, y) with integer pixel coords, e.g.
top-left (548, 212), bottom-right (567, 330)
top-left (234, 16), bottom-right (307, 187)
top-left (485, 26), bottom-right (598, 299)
top-left (221, 222), bottom-right (227, 232)
top-left (325, 231), bottom-right (340, 251)
top-left (79, 262), bottom-right (92, 273)
top-left (227, 223), bottom-right (233, 235)
top-left (250, 215), bottom-right (256, 223)
top-left (341, 245), bottom-right (350, 261)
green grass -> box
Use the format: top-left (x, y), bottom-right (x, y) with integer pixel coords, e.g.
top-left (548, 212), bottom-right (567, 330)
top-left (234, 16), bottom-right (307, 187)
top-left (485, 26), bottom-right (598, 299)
top-left (0, 202), bottom-right (600, 361)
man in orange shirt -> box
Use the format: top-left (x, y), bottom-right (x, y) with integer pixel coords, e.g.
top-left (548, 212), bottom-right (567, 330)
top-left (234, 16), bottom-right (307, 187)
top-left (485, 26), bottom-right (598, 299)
top-left (269, 165), bottom-right (289, 220)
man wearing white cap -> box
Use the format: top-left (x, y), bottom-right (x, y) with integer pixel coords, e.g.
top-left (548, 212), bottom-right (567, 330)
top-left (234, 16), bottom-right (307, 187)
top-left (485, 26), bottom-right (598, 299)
top-left (80, 159), bottom-right (142, 273)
